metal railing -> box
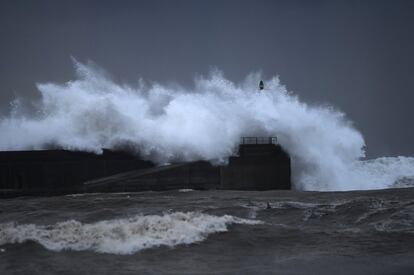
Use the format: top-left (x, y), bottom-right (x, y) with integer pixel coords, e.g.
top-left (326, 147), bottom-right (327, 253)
top-left (240, 137), bottom-right (277, 145)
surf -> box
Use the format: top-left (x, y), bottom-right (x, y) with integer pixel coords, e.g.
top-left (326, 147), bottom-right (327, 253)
top-left (1, 60), bottom-right (413, 191)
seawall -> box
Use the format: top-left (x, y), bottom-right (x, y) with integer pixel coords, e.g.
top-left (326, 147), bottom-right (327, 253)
top-left (0, 141), bottom-right (291, 197)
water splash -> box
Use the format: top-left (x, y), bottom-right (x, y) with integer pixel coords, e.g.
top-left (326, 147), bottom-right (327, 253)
top-left (1, 60), bottom-right (413, 191)
top-left (0, 212), bottom-right (262, 254)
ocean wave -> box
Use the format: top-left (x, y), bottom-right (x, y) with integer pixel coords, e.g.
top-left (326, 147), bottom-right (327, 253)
top-left (0, 212), bottom-right (262, 254)
top-left (350, 156), bottom-right (414, 190)
top-left (1, 60), bottom-right (413, 191)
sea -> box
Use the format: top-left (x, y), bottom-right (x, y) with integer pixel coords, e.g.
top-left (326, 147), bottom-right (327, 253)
top-left (1, 61), bottom-right (414, 274)
top-left (1, 188), bottom-right (413, 274)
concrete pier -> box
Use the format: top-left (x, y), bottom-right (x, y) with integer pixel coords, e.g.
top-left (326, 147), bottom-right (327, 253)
top-left (221, 140), bottom-right (291, 190)
top-left (84, 137), bottom-right (291, 192)
top-left (0, 137), bottom-right (291, 197)
top-left (0, 149), bottom-right (153, 197)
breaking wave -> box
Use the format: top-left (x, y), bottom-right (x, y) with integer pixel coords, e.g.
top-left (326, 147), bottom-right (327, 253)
top-left (0, 212), bottom-right (262, 254)
top-left (1, 60), bottom-right (413, 191)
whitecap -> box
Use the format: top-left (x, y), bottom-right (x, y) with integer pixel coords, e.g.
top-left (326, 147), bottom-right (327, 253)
top-left (0, 212), bottom-right (262, 254)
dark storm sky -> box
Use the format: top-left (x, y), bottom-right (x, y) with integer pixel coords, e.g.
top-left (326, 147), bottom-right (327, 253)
top-left (0, 0), bottom-right (413, 158)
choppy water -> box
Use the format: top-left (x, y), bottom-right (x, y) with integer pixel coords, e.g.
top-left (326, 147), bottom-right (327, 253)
top-left (1, 188), bottom-right (414, 274)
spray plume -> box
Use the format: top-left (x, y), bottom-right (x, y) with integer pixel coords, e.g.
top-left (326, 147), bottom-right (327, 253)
top-left (1, 60), bottom-right (413, 191)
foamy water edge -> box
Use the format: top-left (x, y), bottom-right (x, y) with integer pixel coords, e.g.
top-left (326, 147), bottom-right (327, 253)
top-left (0, 212), bottom-right (262, 254)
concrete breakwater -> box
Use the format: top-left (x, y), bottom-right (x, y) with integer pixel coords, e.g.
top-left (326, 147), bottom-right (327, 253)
top-left (0, 138), bottom-right (291, 197)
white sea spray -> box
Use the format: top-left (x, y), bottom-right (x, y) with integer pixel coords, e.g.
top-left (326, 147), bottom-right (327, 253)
top-left (0, 212), bottom-right (262, 254)
top-left (1, 60), bottom-right (413, 190)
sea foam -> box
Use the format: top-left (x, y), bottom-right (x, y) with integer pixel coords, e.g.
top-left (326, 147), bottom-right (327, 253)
top-left (1, 60), bottom-right (413, 191)
top-left (0, 212), bottom-right (262, 254)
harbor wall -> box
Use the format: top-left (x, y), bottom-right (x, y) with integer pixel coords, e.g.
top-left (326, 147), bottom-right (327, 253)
top-left (0, 143), bottom-right (291, 197)
top-left (0, 149), bottom-right (153, 196)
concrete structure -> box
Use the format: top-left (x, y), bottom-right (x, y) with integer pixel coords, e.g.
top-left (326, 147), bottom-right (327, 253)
top-left (0, 149), bottom-right (153, 197)
top-left (84, 161), bottom-right (221, 193)
top-left (0, 137), bottom-right (291, 197)
top-left (221, 137), bottom-right (291, 190)
top-left (84, 137), bottom-right (290, 192)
